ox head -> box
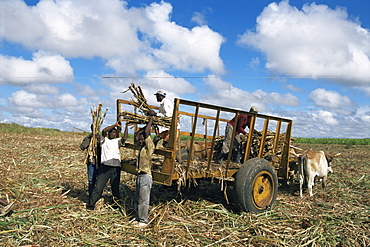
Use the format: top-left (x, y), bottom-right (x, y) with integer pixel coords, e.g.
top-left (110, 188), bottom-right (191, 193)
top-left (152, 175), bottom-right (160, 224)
top-left (325, 153), bottom-right (340, 173)
top-left (325, 154), bottom-right (333, 166)
top-left (327, 166), bottom-right (333, 174)
top-left (325, 155), bottom-right (334, 174)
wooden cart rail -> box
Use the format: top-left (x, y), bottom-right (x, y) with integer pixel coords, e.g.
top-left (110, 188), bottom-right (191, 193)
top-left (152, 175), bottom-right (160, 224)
top-left (117, 98), bottom-right (293, 186)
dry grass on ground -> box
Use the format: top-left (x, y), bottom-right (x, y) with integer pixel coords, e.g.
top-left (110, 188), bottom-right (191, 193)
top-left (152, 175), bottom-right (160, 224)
top-left (0, 132), bottom-right (369, 246)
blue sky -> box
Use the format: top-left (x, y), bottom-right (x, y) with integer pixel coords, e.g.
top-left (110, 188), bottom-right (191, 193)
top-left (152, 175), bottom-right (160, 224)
top-left (0, 0), bottom-right (369, 138)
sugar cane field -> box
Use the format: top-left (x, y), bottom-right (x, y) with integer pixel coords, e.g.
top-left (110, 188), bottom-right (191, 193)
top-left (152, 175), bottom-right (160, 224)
top-left (0, 123), bottom-right (369, 246)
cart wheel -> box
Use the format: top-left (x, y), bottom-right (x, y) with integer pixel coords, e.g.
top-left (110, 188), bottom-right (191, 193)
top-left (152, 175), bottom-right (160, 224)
top-left (235, 158), bottom-right (278, 213)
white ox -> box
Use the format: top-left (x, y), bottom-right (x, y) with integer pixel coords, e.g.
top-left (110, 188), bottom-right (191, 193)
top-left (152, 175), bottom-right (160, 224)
top-left (299, 150), bottom-right (334, 197)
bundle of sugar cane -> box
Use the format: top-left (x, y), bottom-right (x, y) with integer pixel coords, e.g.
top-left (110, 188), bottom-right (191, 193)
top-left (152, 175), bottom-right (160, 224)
top-left (84, 103), bottom-right (109, 165)
top-left (236, 130), bottom-right (295, 159)
top-left (121, 82), bottom-right (152, 114)
top-left (119, 110), bottom-right (172, 128)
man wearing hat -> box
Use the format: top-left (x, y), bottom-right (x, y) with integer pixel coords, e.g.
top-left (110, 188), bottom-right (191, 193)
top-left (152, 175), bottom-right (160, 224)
top-left (216, 106), bottom-right (259, 164)
top-left (147, 90), bottom-right (173, 147)
top-left (154, 90), bottom-right (173, 118)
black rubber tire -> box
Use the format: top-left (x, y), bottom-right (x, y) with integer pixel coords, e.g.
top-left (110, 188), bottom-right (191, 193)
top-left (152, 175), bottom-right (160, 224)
top-left (235, 158), bottom-right (278, 213)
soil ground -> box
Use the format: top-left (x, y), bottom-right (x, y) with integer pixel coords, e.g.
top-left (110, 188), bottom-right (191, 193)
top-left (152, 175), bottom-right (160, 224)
top-left (0, 132), bottom-right (369, 246)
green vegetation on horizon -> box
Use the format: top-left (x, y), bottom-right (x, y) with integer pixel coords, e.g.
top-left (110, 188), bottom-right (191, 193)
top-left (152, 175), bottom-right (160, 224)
top-left (294, 137), bottom-right (370, 145)
top-left (0, 123), bottom-right (74, 136)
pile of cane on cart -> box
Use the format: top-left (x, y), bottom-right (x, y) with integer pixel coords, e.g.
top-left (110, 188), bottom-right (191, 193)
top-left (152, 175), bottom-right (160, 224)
top-left (119, 83), bottom-right (172, 129)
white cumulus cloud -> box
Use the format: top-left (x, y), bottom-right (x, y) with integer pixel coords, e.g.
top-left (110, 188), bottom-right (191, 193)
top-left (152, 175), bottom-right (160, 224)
top-left (312, 110), bottom-right (339, 125)
top-left (0, 51), bottom-right (73, 85)
top-left (145, 2), bottom-right (225, 74)
top-left (0, 0), bottom-right (225, 75)
top-left (200, 76), bottom-right (300, 112)
top-left (8, 90), bottom-right (46, 108)
top-left (308, 88), bottom-right (356, 114)
top-left (58, 93), bottom-right (79, 106)
top-left (24, 84), bottom-right (60, 95)
top-left (238, 0), bottom-right (370, 88)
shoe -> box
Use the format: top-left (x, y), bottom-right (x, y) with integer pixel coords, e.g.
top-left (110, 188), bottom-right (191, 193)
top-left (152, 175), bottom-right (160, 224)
top-left (131, 221), bottom-right (148, 228)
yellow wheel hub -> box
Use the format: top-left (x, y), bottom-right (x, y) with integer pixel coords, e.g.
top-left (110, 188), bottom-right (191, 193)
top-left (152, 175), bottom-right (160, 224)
top-left (252, 171), bottom-right (274, 209)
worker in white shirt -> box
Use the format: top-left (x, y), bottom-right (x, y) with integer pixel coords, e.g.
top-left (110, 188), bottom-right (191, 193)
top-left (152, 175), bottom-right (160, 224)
top-left (146, 90), bottom-right (173, 148)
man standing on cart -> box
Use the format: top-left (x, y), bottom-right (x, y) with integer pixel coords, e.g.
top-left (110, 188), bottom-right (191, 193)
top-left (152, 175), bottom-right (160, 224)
top-left (216, 106), bottom-right (259, 164)
top-left (146, 90), bottom-right (173, 148)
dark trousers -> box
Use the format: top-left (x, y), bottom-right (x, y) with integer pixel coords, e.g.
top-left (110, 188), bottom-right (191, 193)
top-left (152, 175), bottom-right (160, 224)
top-left (87, 163), bottom-right (98, 200)
top-left (87, 164), bottom-right (121, 209)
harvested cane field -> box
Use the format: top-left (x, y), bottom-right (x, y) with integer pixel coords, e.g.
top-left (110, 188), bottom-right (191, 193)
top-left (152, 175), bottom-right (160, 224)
top-left (0, 124), bottom-right (369, 246)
